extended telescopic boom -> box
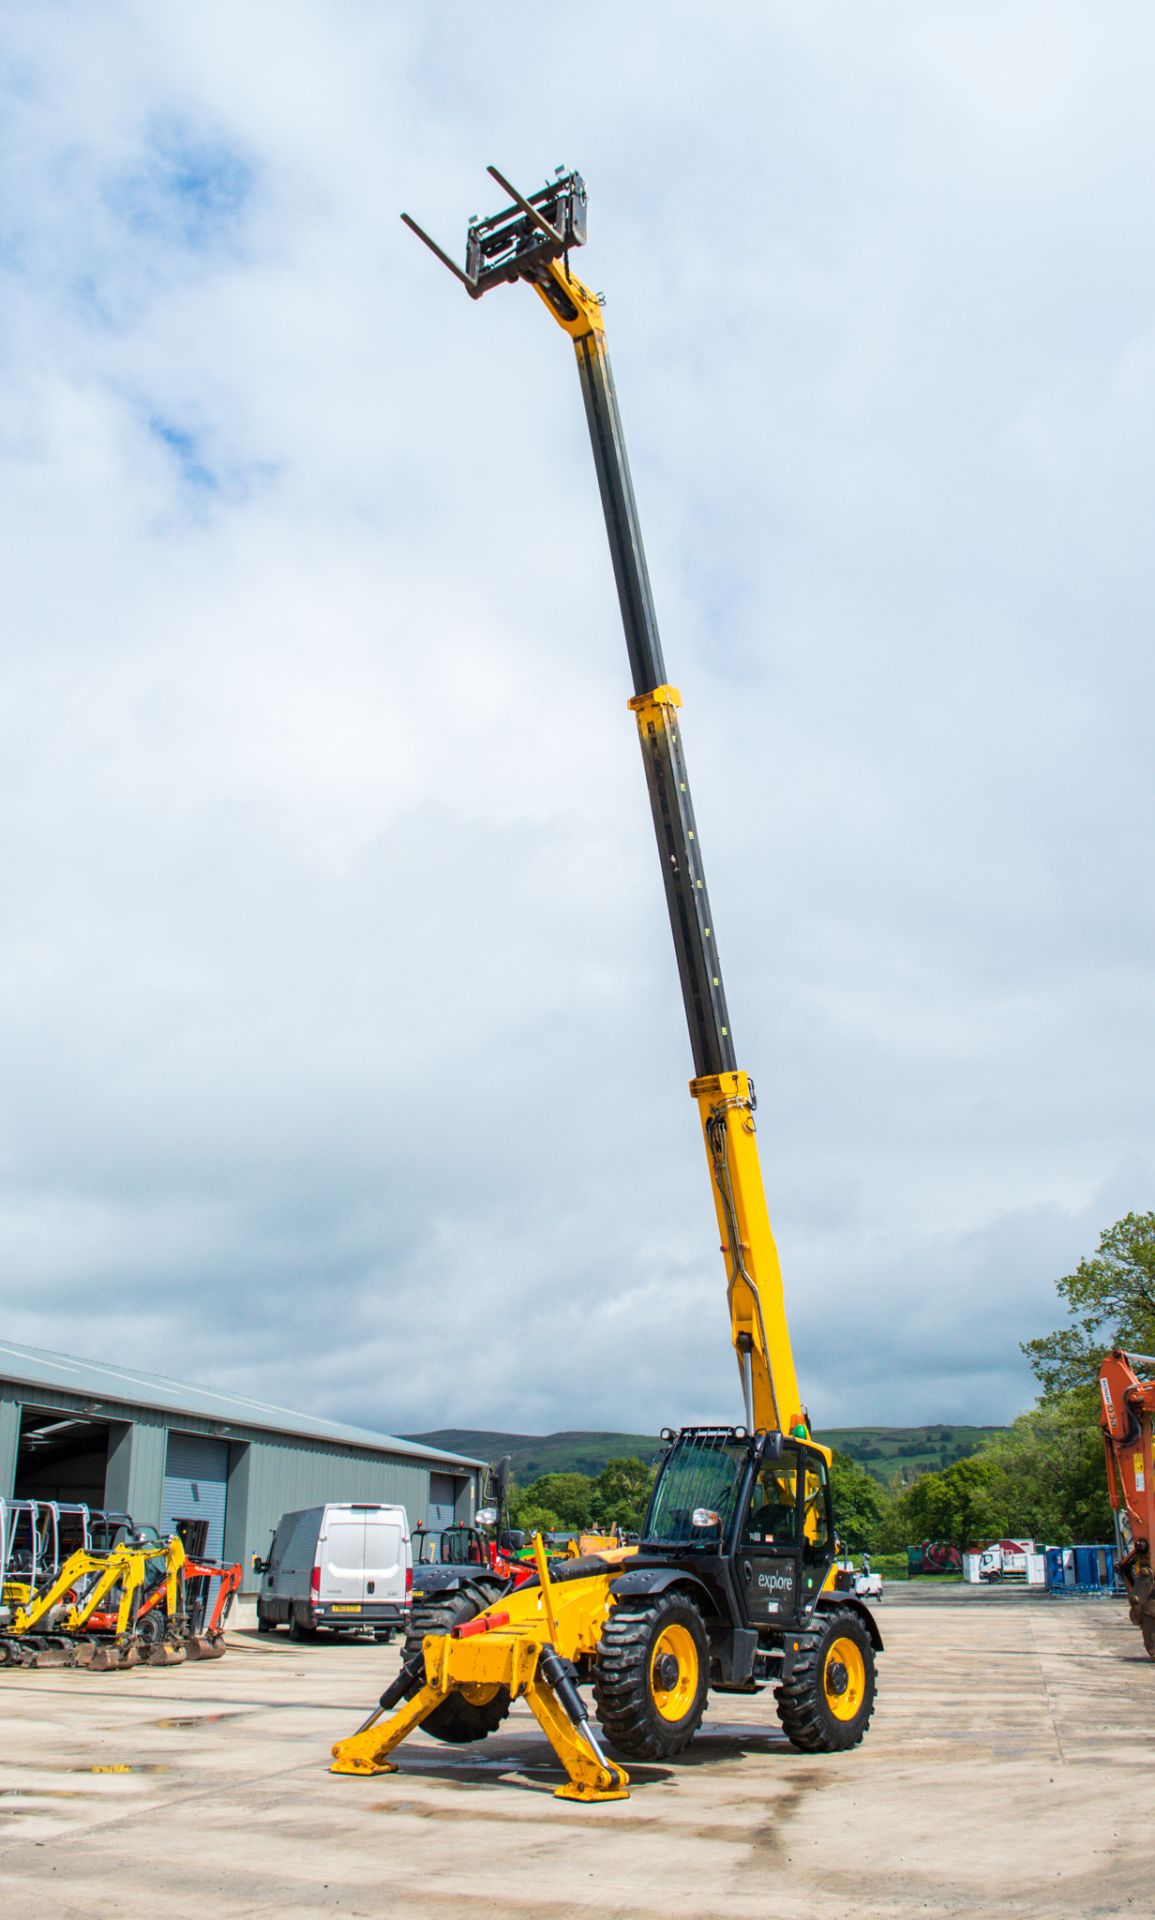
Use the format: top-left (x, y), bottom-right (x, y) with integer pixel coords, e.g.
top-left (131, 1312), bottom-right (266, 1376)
top-left (403, 169), bottom-right (809, 1441)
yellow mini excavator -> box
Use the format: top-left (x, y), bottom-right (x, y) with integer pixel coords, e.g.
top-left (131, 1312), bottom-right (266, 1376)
top-left (1, 1532), bottom-right (186, 1670)
top-left (332, 169), bottom-right (881, 1802)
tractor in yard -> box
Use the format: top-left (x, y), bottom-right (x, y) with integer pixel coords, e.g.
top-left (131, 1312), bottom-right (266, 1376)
top-left (331, 169), bottom-right (881, 1802)
top-left (408, 1457), bottom-right (534, 1633)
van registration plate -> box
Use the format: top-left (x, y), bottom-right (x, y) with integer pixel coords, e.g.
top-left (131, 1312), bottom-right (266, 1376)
top-left (330, 1604), bottom-right (362, 1613)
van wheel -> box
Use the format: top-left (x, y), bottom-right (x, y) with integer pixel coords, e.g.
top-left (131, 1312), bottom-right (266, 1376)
top-left (256, 1608), bottom-right (276, 1634)
top-left (288, 1613), bottom-right (319, 1642)
top-left (402, 1590), bottom-right (510, 1744)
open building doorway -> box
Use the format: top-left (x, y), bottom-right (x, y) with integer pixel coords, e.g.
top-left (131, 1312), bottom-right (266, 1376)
top-left (14, 1405), bottom-right (112, 1505)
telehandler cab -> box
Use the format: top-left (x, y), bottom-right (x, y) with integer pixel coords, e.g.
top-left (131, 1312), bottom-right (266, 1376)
top-left (331, 169), bottom-right (880, 1802)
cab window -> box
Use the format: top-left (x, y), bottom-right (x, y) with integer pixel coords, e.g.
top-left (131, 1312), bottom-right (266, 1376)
top-left (800, 1455), bottom-right (832, 1562)
top-left (742, 1461), bottom-right (799, 1548)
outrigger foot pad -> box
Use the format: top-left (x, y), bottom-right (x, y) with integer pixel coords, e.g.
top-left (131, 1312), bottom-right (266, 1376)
top-left (555, 1782), bottom-right (630, 1803)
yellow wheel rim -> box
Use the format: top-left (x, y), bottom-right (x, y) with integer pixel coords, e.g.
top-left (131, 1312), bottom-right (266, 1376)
top-left (823, 1636), bottom-right (867, 1721)
top-left (459, 1682), bottom-right (500, 1706)
top-left (649, 1623), bottom-right (699, 1722)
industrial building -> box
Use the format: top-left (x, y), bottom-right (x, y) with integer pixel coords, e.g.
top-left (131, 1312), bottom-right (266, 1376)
top-left (0, 1339), bottom-right (485, 1586)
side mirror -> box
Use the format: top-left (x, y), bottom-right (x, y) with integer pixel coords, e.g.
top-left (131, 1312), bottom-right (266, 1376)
top-left (475, 1507), bottom-right (498, 1527)
top-left (251, 1555), bottom-right (268, 1574)
top-left (506, 1530), bottom-right (526, 1551)
top-left (692, 1508), bottom-right (722, 1530)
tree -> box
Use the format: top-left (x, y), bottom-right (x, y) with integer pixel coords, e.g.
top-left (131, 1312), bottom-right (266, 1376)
top-left (1022, 1211), bottom-right (1155, 1397)
top-left (512, 1501), bottom-right (562, 1536)
top-left (891, 1454), bottom-right (1007, 1553)
top-left (589, 1457), bottom-right (654, 1532)
top-left (980, 1391), bottom-right (1112, 1545)
top-left (509, 1472), bottom-right (593, 1531)
top-left (829, 1450), bottom-right (891, 1552)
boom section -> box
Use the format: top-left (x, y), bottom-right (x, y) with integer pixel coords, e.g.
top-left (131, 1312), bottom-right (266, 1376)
top-left (534, 260), bottom-right (737, 1080)
top-left (401, 168), bottom-right (807, 1439)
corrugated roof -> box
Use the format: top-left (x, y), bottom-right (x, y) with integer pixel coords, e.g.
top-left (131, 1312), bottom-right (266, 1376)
top-left (0, 1338), bottom-right (485, 1469)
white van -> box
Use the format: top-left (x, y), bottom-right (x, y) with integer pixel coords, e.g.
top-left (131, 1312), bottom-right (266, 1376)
top-left (254, 1502), bottom-right (411, 1640)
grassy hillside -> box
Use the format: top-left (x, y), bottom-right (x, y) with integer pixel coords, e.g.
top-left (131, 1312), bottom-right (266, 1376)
top-left (405, 1423), bottom-right (1007, 1485)
top-left (813, 1424), bottom-right (1006, 1485)
top-left (406, 1430), bottom-right (663, 1481)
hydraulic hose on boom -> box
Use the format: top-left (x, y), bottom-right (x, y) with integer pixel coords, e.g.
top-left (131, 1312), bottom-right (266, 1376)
top-left (404, 167), bottom-right (806, 1442)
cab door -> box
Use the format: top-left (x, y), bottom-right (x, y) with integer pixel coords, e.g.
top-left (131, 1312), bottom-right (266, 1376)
top-left (734, 1454), bottom-right (802, 1629)
top-left (795, 1447), bottom-right (836, 1612)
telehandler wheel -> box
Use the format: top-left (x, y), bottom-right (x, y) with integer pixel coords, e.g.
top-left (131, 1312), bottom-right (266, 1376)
top-left (401, 1591), bottom-right (511, 1745)
top-left (592, 1592), bottom-right (709, 1760)
top-left (774, 1606), bottom-right (876, 1752)
top-left (1140, 1616), bottom-right (1155, 1662)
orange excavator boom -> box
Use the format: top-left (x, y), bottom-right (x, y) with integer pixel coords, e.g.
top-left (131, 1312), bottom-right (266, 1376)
top-left (1098, 1347), bottom-right (1155, 1657)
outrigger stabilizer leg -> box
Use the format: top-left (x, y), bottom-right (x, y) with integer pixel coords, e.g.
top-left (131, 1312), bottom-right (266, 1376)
top-left (330, 1537), bottom-right (628, 1801)
top-left (329, 1636), bottom-right (627, 1802)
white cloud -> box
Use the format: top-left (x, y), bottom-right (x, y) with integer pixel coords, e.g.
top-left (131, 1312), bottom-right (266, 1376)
top-left (0, 2), bottom-right (1153, 1440)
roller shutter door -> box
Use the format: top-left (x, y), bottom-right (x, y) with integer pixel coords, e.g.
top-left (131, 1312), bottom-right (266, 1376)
top-left (428, 1472), bottom-right (457, 1529)
top-left (162, 1432), bottom-right (229, 1560)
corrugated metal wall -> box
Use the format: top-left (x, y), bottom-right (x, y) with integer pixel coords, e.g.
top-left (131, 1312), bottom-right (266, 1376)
top-left (0, 1378), bottom-right (482, 1593)
top-left (237, 1431), bottom-right (475, 1578)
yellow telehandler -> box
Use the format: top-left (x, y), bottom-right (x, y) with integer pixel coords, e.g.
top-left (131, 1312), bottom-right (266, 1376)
top-left (332, 169), bottom-right (881, 1802)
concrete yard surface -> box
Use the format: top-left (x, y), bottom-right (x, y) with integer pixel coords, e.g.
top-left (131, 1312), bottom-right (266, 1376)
top-left (0, 1598), bottom-right (1151, 1918)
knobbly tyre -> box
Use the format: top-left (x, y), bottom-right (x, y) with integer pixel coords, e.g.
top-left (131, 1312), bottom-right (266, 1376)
top-left (331, 169), bottom-right (881, 1802)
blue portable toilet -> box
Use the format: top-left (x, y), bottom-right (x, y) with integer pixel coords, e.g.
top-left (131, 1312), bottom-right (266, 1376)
top-left (1045, 1547), bottom-right (1068, 1590)
top-left (1071, 1545), bottom-right (1117, 1591)
top-left (1073, 1546), bottom-right (1098, 1589)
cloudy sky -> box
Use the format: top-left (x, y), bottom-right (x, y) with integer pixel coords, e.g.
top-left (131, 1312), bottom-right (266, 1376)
top-left (2, 3), bottom-right (1153, 1440)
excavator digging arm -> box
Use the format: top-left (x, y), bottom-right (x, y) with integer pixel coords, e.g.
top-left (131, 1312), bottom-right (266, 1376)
top-left (1099, 1347), bottom-right (1155, 1656)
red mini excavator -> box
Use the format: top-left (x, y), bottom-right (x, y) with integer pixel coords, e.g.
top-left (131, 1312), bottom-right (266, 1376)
top-left (1098, 1348), bottom-right (1155, 1657)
